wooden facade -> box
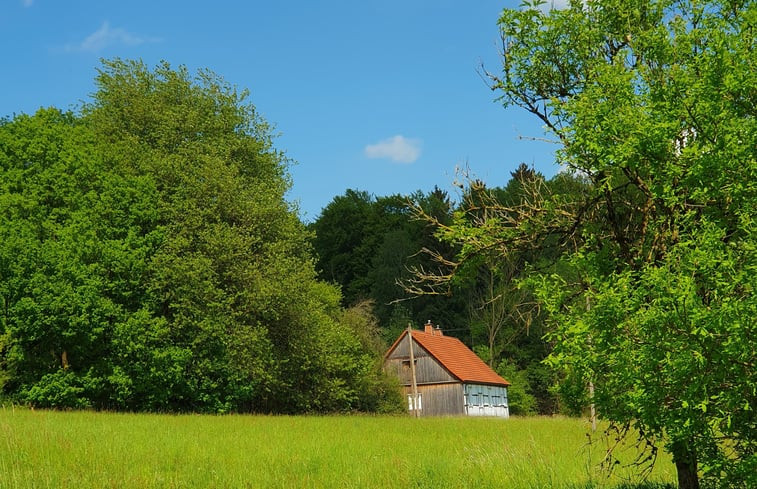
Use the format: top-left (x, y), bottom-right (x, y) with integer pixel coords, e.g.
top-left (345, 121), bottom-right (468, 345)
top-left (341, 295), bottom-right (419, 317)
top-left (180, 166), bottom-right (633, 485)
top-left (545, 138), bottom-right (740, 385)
top-left (384, 323), bottom-right (510, 418)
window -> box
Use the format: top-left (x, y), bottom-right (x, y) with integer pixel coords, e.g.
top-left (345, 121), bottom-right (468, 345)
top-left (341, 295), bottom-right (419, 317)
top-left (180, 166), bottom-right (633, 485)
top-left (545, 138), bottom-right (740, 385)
top-left (470, 393), bottom-right (479, 406)
top-left (401, 359), bottom-right (417, 369)
top-left (407, 393), bottom-right (422, 411)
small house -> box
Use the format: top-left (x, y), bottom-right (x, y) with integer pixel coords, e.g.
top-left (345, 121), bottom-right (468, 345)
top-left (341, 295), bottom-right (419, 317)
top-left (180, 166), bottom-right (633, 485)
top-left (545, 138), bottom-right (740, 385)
top-left (384, 321), bottom-right (510, 418)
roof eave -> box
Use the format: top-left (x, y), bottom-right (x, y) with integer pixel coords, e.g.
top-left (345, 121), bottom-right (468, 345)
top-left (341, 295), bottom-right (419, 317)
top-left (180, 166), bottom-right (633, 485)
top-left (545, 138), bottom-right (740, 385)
top-left (462, 380), bottom-right (511, 388)
top-left (383, 330), bottom-right (409, 360)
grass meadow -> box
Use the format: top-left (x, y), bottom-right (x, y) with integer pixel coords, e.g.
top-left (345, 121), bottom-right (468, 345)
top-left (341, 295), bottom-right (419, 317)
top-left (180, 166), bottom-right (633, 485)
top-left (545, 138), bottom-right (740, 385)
top-left (0, 407), bottom-right (676, 489)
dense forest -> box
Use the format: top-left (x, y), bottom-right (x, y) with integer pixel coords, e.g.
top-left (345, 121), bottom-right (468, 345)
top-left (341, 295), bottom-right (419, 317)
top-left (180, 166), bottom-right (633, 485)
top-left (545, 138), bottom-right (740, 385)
top-left (1, 1), bottom-right (755, 488)
top-left (0, 57), bottom-right (565, 416)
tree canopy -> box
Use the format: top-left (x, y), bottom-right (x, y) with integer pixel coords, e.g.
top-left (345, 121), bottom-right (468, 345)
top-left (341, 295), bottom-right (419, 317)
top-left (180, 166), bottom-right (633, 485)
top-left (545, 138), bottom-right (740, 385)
top-left (310, 187), bottom-right (470, 341)
top-left (0, 59), bottom-right (401, 414)
top-left (409, 1), bottom-right (755, 487)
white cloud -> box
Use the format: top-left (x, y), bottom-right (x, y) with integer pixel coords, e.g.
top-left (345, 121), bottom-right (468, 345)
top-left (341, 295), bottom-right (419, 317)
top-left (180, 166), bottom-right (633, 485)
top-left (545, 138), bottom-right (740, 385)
top-left (529, 0), bottom-right (572, 13)
top-left (364, 135), bottom-right (422, 164)
top-left (22, 0), bottom-right (34, 7)
top-left (64, 21), bottom-right (160, 53)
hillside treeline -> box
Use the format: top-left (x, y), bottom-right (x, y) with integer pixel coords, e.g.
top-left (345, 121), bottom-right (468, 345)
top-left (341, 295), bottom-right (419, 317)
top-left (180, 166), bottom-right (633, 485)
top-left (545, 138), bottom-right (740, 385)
top-left (0, 59), bottom-right (402, 414)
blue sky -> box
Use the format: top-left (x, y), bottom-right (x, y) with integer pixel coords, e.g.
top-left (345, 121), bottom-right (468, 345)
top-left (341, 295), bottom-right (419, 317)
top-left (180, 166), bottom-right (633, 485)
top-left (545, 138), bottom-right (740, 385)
top-left (2, 0), bottom-right (561, 221)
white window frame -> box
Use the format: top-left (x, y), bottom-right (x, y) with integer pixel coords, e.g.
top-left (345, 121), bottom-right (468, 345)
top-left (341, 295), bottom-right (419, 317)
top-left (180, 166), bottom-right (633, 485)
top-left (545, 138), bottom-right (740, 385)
top-left (407, 393), bottom-right (422, 411)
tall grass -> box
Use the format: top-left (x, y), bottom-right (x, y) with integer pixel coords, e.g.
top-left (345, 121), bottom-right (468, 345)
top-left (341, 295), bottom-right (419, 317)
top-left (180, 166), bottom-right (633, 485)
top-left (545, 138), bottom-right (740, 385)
top-left (0, 407), bottom-right (675, 488)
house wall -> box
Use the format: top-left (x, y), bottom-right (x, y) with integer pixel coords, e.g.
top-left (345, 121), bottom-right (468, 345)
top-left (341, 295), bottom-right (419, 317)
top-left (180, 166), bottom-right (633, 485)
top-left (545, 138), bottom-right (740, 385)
top-left (402, 383), bottom-right (464, 417)
top-left (463, 383), bottom-right (509, 418)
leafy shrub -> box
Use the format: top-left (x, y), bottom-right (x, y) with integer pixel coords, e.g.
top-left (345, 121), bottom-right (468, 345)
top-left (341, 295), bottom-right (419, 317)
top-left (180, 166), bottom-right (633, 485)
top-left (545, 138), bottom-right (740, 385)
top-left (22, 370), bottom-right (90, 409)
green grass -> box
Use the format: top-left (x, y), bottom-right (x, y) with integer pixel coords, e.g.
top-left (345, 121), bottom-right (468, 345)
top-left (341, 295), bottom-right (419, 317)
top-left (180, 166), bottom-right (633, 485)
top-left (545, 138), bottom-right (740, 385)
top-left (0, 407), bottom-right (676, 488)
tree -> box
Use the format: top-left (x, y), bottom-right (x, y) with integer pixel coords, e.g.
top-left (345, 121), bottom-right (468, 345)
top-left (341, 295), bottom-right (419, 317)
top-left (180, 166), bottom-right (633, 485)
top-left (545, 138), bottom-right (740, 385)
top-left (84, 59), bottom-right (308, 412)
top-left (495, 358), bottom-right (538, 416)
top-left (0, 107), bottom-right (165, 408)
top-left (311, 188), bottom-right (467, 340)
top-left (0, 60), bottom-right (400, 414)
top-left (455, 175), bottom-right (541, 369)
top-left (310, 189), bottom-right (377, 306)
top-left (413, 1), bottom-right (755, 487)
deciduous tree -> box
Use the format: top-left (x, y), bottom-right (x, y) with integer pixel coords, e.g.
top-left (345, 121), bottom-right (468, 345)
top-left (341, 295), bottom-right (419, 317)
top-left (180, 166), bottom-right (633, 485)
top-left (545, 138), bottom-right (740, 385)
top-left (0, 60), bottom-right (401, 414)
top-left (413, 1), bottom-right (755, 487)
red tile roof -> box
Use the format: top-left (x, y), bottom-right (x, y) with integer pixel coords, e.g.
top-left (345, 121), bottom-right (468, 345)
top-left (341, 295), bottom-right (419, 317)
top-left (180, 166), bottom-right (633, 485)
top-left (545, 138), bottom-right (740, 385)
top-left (387, 329), bottom-right (510, 387)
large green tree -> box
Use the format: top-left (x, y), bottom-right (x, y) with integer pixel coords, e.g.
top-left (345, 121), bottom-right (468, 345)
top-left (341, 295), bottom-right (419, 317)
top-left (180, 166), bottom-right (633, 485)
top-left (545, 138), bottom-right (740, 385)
top-left (414, 1), bottom-right (755, 487)
top-left (0, 108), bottom-right (160, 409)
top-left (0, 60), bottom-right (400, 414)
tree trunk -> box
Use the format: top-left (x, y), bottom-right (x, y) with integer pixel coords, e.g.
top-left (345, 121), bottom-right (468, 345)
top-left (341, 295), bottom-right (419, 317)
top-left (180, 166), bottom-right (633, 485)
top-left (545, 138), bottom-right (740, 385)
top-left (671, 440), bottom-right (700, 489)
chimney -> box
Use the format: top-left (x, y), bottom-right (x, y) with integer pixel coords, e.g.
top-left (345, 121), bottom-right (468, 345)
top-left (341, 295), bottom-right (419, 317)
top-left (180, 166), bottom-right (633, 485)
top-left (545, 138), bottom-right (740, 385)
top-left (424, 320), bottom-right (434, 334)
top-left (424, 320), bottom-right (443, 336)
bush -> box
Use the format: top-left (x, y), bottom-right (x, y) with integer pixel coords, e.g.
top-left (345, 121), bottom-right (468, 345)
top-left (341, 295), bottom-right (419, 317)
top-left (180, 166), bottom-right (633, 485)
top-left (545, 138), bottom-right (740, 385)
top-left (22, 370), bottom-right (90, 409)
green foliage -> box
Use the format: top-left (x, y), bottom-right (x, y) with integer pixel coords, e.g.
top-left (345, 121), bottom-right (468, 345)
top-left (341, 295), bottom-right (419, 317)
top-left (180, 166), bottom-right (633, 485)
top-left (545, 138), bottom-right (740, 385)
top-left (487, 1), bottom-right (757, 487)
top-left (337, 301), bottom-right (405, 413)
top-left (310, 189), bottom-right (377, 305)
top-left (540, 219), bottom-right (756, 486)
top-left (23, 371), bottom-right (89, 409)
top-left (310, 187), bottom-right (468, 338)
top-left (0, 60), bottom-right (399, 414)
